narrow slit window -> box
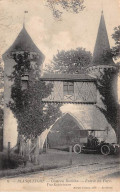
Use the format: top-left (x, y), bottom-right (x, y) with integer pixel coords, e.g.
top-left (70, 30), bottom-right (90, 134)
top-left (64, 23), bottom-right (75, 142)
top-left (21, 75), bottom-right (29, 90)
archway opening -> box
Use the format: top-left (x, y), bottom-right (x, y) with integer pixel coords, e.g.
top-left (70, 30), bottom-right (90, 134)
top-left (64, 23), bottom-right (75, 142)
top-left (47, 113), bottom-right (88, 150)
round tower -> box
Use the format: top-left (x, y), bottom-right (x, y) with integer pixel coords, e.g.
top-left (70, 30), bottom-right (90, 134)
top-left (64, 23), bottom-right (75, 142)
top-left (2, 25), bottom-right (45, 149)
top-left (86, 11), bottom-right (118, 143)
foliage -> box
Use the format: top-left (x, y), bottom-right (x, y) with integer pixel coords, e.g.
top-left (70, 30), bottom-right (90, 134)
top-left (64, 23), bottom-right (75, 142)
top-left (111, 25), bottom-right (120, 142)
top-left (8, 52), bottom-right (61, 138)
top-left (45, 48), bottom-right (92, 74)
top-left (46, 0), bottom-right (85, 20)
top-left (111, 26), bottom-right (120, 60)
top-left (0, 63), bottom-right (3, 151)
top-left (0, 107), bottom-right (3, 151)
top-left (92, 42), bottom-right (120, 141)
top-left (96, 68), bottom-right (119, 141)
top-left (0, 152), bottom-right (25, 170)
top-left (0, 63), bottom-right (4, 108)
top-left (92, 49), bottom-right (114, 65)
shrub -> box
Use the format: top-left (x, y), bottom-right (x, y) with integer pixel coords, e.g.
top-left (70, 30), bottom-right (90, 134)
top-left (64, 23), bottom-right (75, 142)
top-left (0, 152), bottom-right (26, 170)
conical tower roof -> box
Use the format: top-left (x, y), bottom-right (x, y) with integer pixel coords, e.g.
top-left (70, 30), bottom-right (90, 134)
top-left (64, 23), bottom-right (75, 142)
top-left (4, 26), bottom-right (45, 60)
top-left (92, 11), bottom-right (114, 65)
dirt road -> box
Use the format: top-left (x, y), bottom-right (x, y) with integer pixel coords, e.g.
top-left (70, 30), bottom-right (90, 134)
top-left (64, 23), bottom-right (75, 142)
top-left (0, 152), bottom-right (120, 191)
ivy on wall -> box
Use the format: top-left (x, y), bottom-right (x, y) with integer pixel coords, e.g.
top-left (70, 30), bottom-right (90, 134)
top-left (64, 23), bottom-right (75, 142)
top-left (96, 67), bottom-right (119, 142)
top-left (8, 52), bottom-right (61, 139)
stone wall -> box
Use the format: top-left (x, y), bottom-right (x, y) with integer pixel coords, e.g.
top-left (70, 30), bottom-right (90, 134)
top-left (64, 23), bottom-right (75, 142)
top-left (3, 55), bottom-right (18, 149)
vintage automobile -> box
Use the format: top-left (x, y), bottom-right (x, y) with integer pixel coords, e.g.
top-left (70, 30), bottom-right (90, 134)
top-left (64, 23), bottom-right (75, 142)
top-left (47, 128), bottom-right (120, 155)
top-left (73, 136), bottom-right (119, 155)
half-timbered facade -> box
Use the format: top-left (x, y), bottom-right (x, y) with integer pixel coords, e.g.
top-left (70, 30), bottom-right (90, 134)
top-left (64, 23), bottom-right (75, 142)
top-left (41, 74), bottom-right (97, 104)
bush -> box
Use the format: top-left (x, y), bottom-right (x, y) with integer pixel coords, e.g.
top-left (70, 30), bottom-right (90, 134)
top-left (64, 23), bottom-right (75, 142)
top-left (0, 152), bottom-right (26, 170)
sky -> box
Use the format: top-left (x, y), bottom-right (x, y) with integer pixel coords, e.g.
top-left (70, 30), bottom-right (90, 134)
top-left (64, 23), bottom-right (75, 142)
top-left (0, 0), bottom-right (120, 101)
top-left (0, 0), bottom-right (120, 64)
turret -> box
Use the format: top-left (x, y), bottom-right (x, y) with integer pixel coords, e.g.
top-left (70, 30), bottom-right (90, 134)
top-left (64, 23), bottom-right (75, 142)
top-left (92, 11), bottom-right (114, 66)
top-left (86, 11), bottom-right (118, 143)
top-left (87, 11), bottom-right (118, 102)
top-left (2, 26), bottom-right (45, 149)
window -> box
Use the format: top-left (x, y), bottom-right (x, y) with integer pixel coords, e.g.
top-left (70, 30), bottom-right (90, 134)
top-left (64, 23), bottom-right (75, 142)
top-left (63, 82), bottom-right (74, 95)
top-left (21, 75), bottom-right (29, 90)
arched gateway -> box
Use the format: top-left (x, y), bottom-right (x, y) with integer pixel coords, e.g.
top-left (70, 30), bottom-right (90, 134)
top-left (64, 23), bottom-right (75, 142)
top-left (47, 113), bottom-right (88, 150)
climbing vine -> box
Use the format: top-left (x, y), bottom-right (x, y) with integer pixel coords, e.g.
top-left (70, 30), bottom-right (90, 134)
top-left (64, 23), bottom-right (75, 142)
top-left (8, 52), bottom-right (61, 139)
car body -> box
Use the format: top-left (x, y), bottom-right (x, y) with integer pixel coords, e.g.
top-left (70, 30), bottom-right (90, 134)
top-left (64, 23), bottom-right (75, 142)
top-left (73, 138), bottom-right (118, 155)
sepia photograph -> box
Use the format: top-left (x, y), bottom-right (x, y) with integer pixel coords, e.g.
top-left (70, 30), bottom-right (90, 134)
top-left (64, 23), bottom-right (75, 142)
top-left (0, 0), bottom-right (120, 192)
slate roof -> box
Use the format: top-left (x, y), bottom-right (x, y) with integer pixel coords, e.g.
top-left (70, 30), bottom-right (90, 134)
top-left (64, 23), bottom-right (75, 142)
top-left (92, 11), bottom-right (115, 66)
top-left (3, 26), bottom-right (45, 61)
top-left (41, 73), bottom-right (96, 81)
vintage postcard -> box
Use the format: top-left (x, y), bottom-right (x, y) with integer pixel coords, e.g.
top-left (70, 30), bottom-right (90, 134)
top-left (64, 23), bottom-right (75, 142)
top-left (0, 0), bottom-right (120, 192)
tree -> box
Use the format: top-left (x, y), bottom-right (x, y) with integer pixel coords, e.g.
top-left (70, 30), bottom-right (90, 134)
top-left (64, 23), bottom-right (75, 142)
top-left (45, 48), bottom-right (92, 74)
top-left (8, 52), bottom-right (61, 139)
top-left (46, 0), bottom-right (85, 20)
top-left (96, 68), bottom-right (119, 140)
top-left (0, 62), bottom-right (4, 108)
top-left (111, 25), bottom-right (120, 142)
top-left (0, 61), bottom-right (3, 151)
top-left (111, 26), bottom-right (120, 60)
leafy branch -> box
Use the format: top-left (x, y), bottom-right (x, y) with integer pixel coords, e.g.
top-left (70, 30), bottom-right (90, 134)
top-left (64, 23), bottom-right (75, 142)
top-left (46, 0), bottom-right (85, 20)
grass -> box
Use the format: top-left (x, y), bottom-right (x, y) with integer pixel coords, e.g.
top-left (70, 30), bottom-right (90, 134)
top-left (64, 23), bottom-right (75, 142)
top-left (0, 150), bottom-right (71, 178)
top-left (0, 149), bottom-right (120, 178)
top-left (0, 160), bottom-right (70, 178)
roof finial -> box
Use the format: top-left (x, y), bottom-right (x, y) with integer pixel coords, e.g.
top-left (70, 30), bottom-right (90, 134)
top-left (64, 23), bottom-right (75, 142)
top-left (23, 11), bottom-right (28, 28)
top-left (101, 0), bottom-right (103, 14)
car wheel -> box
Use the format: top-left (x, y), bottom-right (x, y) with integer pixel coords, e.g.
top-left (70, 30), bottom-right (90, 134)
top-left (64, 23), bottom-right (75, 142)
top-left (101, 145), bottom-right (110, 155)
top-left (73, 144), bottom-right (82, 154)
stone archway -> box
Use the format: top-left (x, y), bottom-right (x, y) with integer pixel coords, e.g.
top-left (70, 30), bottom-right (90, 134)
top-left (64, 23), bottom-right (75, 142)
top-left (47, 113), bottom-right (88, 150)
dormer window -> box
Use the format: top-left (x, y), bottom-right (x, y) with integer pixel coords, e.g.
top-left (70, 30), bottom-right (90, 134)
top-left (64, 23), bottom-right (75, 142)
top-left (21, 74), bottom-right (29, 90)
top-left (63, 81), bottom-right (74, 95)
